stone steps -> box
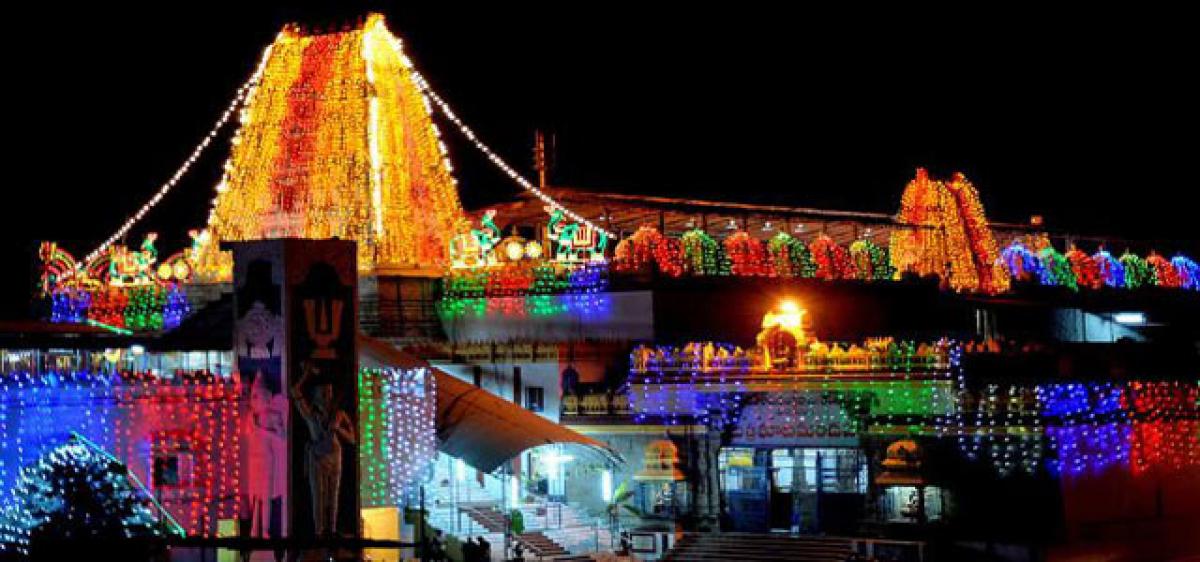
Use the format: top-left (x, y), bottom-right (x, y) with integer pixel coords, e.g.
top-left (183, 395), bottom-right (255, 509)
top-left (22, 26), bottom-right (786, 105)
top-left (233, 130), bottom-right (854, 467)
top-left (517, 530), bottom-right (571, 558)
top-left (664, 532), bottom-right (852, 562)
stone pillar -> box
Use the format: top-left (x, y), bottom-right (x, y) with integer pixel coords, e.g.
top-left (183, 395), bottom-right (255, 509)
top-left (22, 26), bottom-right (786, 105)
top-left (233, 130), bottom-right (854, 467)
top-left (231, 239), bottom-right (360, 541)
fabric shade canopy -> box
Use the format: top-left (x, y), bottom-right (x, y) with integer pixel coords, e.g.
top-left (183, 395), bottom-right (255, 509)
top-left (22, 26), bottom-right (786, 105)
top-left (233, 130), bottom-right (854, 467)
top-left (358, 334), bottom-right (620, 473)
top-left (434, 371), bottom-right (618, 472)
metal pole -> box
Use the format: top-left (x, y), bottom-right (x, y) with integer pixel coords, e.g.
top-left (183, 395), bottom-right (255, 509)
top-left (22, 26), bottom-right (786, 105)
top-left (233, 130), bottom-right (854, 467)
top-left (503, 466), bottom-right (512, 561)
top-left (419, 485), bottom-right (426, 562)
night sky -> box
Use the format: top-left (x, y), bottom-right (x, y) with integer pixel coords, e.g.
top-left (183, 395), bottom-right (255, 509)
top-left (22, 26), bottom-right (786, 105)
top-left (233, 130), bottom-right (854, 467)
top-left (3, 4), bottom-right (1195, 317)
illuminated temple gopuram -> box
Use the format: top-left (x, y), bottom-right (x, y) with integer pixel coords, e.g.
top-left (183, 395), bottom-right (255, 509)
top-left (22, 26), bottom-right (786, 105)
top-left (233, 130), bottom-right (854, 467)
top-left (2, 12), bottom-right (1198, 562)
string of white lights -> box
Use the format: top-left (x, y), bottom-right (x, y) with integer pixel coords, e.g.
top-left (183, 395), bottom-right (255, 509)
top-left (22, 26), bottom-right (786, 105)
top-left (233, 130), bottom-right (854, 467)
top-left (84, 40), bottom-right (279, 265)
top-left (383, 33), bottom-right (617, 240)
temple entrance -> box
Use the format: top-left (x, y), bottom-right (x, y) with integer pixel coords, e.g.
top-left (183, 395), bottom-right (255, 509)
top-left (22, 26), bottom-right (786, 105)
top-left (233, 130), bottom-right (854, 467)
top-left (721, 447), bottom-right (868, 534)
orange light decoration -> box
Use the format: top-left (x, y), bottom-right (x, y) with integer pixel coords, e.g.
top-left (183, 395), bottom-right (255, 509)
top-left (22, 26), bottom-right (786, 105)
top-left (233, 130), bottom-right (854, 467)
top-left (196, 15), bottom-right (464, 279)
top-left (889, 169), bottom-right (1008, 293)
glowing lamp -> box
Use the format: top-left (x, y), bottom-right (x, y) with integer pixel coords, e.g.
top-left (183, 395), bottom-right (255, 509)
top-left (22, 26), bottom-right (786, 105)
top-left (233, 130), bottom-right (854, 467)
top-left (774, 299), bottom-right (804, 330)
top-left (505, 240), bottom-right (525, 261)
top-left (524, 241), bottom-right (543, 260)
top-left (541, 452), bottom-right (575, 472)
top-left (1113, 312), bottom-right (1146, 325)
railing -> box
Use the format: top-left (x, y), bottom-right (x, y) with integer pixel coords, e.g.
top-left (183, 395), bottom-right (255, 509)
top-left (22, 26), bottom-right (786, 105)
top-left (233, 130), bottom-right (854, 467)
top-left (561, 392), bottom-right (633, 417)
top-left (848, 537), bottom-right (926, 562)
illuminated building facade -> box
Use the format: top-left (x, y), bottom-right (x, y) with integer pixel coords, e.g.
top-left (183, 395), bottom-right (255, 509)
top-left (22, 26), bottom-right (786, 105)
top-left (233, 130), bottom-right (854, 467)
top-left (5, 11), bottom-right (1199, 562)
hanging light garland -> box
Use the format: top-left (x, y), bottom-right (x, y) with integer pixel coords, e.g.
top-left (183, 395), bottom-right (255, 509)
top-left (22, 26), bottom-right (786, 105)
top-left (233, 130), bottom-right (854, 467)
top-left (1001, 241), bottom-right (1042, 283)
top-left (849, 239), bottom-right (894, 281)
top-left (767, 232), bottom-right (817, 279)
top-left (723, 231), bottom-right (770, 276)
top-left (1146, 253), bottom-right (1181, 288)
top-left (1172, 255), bottom-right (1200, 290)
top-left (1036, 246), bottom-right (1077, 290)
top-left (1092, 249), bottom-right (1125, 288)
top-left (400, 42), bottom-right (613, 242)
top-left (681, 229), bottom-right (723, 276)
top-left (85, 39), bottom-right (279, 266)
top-left (1065, 246), bottom-right (1102, 290)
top-left (0, 372), bottom-right (241, 539)
top-left (809, 234), bottom-right (855, 280)
top-left (358, 367), bottom-right (437, 507)
top-left (1120, 251), bottom-right (1153, 289)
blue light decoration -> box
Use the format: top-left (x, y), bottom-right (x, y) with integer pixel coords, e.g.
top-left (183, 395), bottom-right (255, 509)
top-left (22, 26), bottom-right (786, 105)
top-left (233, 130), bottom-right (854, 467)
top-left (1171, 255), bottom-right (1200, 290)
top-left (0, 436), bottom-right (177, 555)
top-left (1037, 382), bottom-right (1124, 418)
top-left (628, 340), bottom-right (956, 433)
top-left (1092, 249), bottom-right (1126, 288)
top-left (1046, 421), bottom-right (1131, 477)
top-left (0, 371), bottom-right (241, 539)
top-left (1001, 242), bottom-right (1043, 283)
top-left (49, 290), bottom-right (90, 324)
top-left (959, 380), bottom-right (1200, 478)
top-left (2, 367), bottom-right (447, 543)
top-left (162, 285), bottom-right (191, 331)
top-left (629, 342), bottom-right (751, 428)
top-left (1036, 246), bottom-right (1077, 290)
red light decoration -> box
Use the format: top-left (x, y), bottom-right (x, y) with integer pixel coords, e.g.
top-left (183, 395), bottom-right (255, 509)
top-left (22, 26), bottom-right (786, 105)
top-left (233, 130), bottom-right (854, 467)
top-left (809, 234), bottom-right (855, 280)
top-left (613, 226), bottom-right (682, 277)
top-left (1146, 253), bottom-right (1181, 288)
top-left (1065, 246), bottom-right (1102, 290)
top-left (723, 231), bottom-right (770, 277)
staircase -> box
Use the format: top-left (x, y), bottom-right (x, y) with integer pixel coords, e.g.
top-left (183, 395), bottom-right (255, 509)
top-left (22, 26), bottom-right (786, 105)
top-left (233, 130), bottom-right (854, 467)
top-left (664, 533), bottom-right (852, 562)
top-left (516, 530), bottom-right (571, 558)
top-left (421, 454), bottom-right (613, 560)
top-left (461, 505), bottom-right (509, 533)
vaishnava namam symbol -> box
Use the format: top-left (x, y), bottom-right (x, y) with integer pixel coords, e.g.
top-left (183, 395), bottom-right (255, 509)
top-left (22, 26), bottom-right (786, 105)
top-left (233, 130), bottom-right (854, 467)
top-left (303, 298), bottom-right (343, 360)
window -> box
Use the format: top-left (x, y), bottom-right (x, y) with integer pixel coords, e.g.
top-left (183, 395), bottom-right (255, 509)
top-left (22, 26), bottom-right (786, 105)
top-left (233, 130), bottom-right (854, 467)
top-left (525, 386), bottom-right (545, 412)
top-left (151, 450), bottom-right (194, 489)
top-left (153, 455), bottom-right (181, 487)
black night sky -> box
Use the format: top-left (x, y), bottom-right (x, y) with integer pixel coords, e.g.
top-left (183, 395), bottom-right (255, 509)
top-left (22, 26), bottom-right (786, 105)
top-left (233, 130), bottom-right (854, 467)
top-left (2, 4), bottom-right (1195, 317)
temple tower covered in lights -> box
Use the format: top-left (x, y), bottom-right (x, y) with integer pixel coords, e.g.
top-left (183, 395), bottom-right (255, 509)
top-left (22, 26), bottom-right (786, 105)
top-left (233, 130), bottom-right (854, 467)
top-left (198, 14), bottom-right (464, 278)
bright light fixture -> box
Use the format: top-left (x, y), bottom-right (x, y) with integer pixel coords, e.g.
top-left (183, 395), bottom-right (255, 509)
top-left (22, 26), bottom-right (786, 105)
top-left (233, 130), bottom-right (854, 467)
top-left (1113, 312), bottom-right (1146, 325)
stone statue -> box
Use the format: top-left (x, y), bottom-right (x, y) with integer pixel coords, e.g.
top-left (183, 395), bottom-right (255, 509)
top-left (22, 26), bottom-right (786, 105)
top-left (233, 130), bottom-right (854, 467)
top-left (292, 361), bottom-right (356, 536)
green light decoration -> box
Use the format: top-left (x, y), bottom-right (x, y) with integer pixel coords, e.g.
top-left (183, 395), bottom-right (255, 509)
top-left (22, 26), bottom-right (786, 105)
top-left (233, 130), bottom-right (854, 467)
top-left (1120, 251), bottom-right (1153, 289)
top-left (849, 239), bottom-right (895, 281)
top-left (681, 229), bottom-right (722, 276)
top-left (359, 370), bottom-right (388, 506)
top-left (124, 286), bottom-right (168, 332)
top-left (84, 319), bottom-right (134, 336)
top-left (357, 368), bottom-right (437, 508)
top-left (1038, 246), bottom-right (1078, 291)
top-left (768, 232), bottom-right (818, 278)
